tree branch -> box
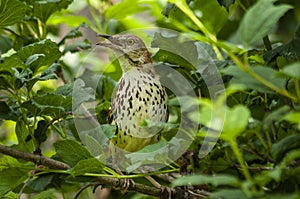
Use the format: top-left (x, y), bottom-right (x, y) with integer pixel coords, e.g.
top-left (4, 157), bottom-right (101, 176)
top-left (0, 144), bottom-right (200, 198)
top-left (0, 144), bottom-right (70, 170)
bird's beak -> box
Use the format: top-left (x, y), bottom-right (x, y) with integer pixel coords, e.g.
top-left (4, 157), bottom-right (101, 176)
top-left (96, 34), bottom-right (122, 51)
top-left (97, 34), bottom-right (111, 39)
top-left (96, 34), bottom-right (112, 47)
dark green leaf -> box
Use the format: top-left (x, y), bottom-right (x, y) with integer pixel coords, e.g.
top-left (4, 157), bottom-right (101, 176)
top-left (271, 133), bottom-right (300, 162)
top-left (54, 139), bottom-right (92, 166)
top-left (237, 0), bottom-right (292, 45)
top-left (0, 34), bottom-right (13, 53)
top-left (0, 101), bottom-right (11, 119)
top-left (34, 120), bottom-right (49, 144)
top-left (264, 38), bottom-right (300, 64)
top-left (32, 0), bottom-right (72, 23)
top-left (27, 174), bottom-right (54, 192)
top-left (0, 0), bottom-right (26, 28)
top-left (171, 174), bottom-right (240, 187)
top-left (15, 120), bottom-right (35, 153)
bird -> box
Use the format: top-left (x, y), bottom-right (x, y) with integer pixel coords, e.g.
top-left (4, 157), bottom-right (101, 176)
top-left (96, 33), bottom-right (168, 156)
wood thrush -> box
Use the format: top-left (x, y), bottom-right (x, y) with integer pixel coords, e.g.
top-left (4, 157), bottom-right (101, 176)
top-left (97, 34), bottom-right (168, 153)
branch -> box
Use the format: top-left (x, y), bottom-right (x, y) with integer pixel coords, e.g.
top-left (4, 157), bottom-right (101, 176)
top-left (97, 176), bottom-right (176, 198)
top-left (0, 144), bottom-right (202, 198)
top-left (0, 144), bottom-right (70, 170)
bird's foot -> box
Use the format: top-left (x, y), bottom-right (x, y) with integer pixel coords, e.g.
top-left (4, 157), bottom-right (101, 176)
top-left (159, 186), bottom-right (173, 199)
top-left (119, 178), bottom-right (135, 193)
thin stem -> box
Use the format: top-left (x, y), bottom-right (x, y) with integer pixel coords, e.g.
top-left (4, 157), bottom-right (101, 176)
top-left (229, 139), bottom-right (254, 187)
top-left (228, 53), bottom-right (297, 101)
top-left (170, 0), bottom-right (223, 60)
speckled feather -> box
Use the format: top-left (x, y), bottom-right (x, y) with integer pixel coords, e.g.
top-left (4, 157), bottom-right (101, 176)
top-left (110, 67), bottom-right (168, 152)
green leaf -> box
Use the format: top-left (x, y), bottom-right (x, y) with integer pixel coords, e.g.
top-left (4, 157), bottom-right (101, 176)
top-left (282, 111), bottom-right (300, 129)
top-left (22, 93), bottom-right (72, 117)
top-left (221, 65), bottom-right (286, 93)
top-left (31, 188), bottom-right (57, 199)
top-left (171, 174), bottom-right (240, 187)
top-left (54, 139), bottom-right (92, 166)
top-left (210, 189), bottom-right (248, 199)
top-left (0, 168), bottom-right (29, 195)
top-left (25, 54), bottom-right (45, 67)
top-left (190, 0), bottom-right (229, 33)
top-left (27, 63), bottom-right (59, 90)
top-left (32, 0), bottom-right (72, 23)
top-left (18, 39), bottom-right (61, 73)
top-left (105, 0), bottom-right (149, 20)
top-left (237, 0), bottom-right (292, 45)
top-left (125, 141), bottom-right (168, 172)
top-left (271, 133), bottom-right (300, 162)
top-left (27, 174), bottom-right (54, 192)
top-left (0, 0), bottom-right (26, 28)
top-left (72, 79), bottom-right (95, 110)
top-left (222, 105), bottom-right (250, 140)
top-left (55, 83), bottom-right (73, 96)
top-left (79, 125), bottom-right (113, 158)
top-left (281, 62), bottom-right (300, 79)
top-left (2, 40), bottom-right (61, 81)
top-left (69, 158), bottom-right (104, 177)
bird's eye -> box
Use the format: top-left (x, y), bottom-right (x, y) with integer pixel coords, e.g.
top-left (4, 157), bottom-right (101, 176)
top-left (127, 39), bottom-right (135, 45)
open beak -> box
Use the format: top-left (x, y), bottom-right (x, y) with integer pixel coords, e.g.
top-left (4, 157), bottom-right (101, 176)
top-left (96, 33), bottom-right (123, 52)
top-left (96, 34), bottom-right (112, 47)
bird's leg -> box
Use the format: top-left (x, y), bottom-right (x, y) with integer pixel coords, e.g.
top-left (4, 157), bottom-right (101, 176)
top-left (110, 143), bottom-right (135, 192)
top-left (140, 167), bottom-right (173, 199)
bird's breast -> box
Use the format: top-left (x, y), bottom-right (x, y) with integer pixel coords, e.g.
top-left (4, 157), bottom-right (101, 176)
top-left (111, 69), bottom-right (168, 140)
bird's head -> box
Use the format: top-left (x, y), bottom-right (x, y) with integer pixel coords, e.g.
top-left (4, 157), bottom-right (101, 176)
top-left (97, 34), bottom-right (152, 70)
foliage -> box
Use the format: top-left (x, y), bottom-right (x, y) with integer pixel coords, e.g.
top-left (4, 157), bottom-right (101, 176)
top-left (0, 0), bottom-right (300, 198)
